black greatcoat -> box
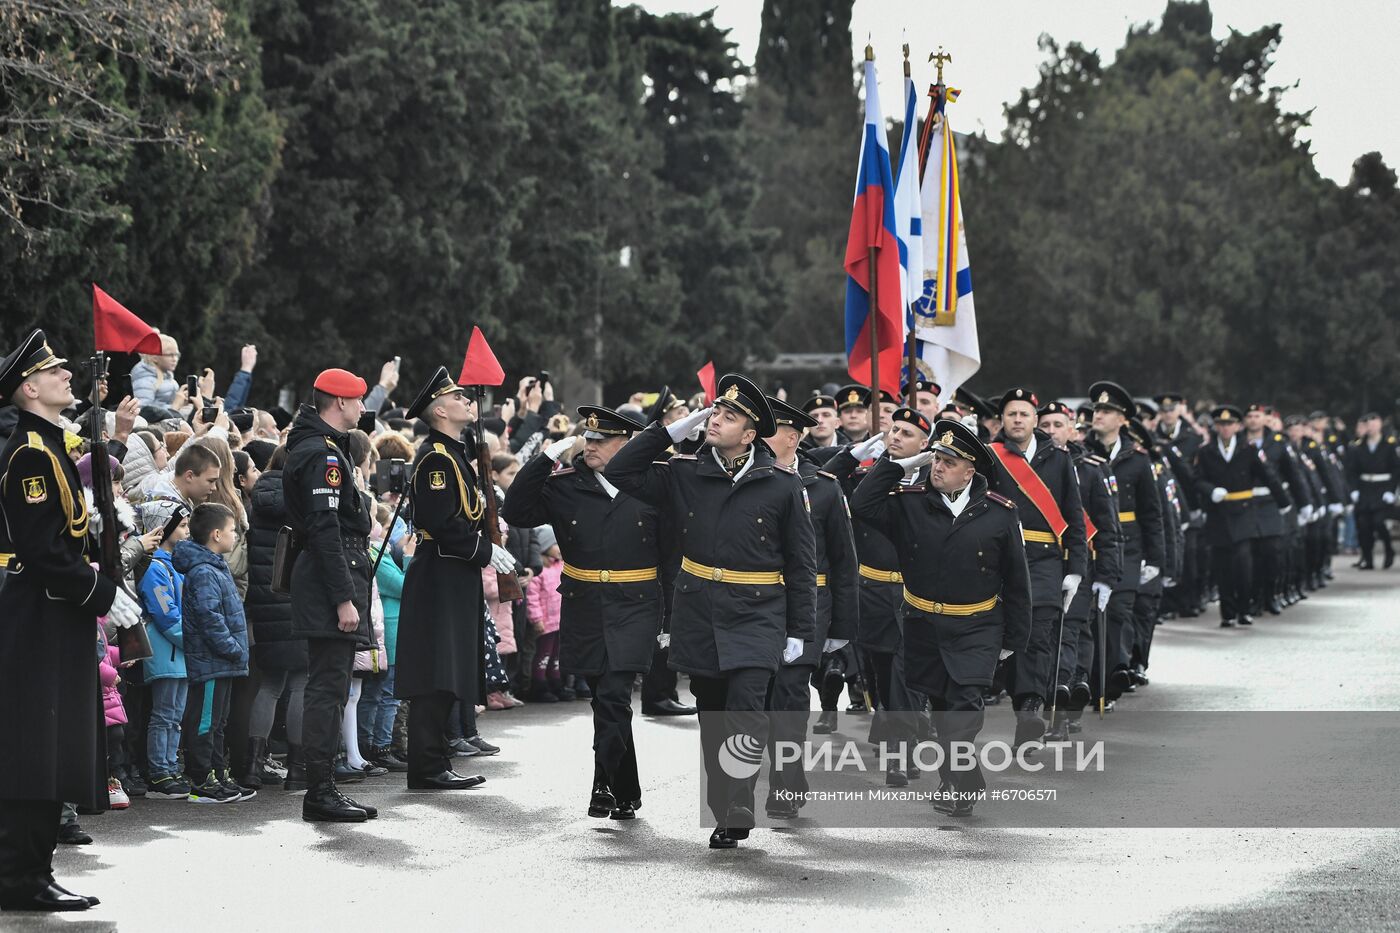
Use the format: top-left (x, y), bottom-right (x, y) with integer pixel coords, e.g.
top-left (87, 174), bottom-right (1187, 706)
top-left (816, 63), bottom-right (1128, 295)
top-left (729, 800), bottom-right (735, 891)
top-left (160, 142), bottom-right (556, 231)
top-left (821, 446), bottom-right (904, 654)
top-left (1066, 444), bottom-right (1123, 620)
top-left (282, 407), bottom-right (373, 647)
top-left (849, 460), bottom-right (1032, 689)
top-left (1192, 437), bottom-right (1289, 546)
top-left (1093, 437), bottom-right (1165, 594)
top-left (1250, 433), bottom-right (1302, 537)
top-left (0, 410), bottom-right (115, 808)
top-left (988, 429), bottom-right (1087, 607)
top-left (245, 469), bottom-right (308, 672)
top-left (1345, 435), bottom-right (1400, 511)
top-left (395, 429), bottom-right (492, 701)
top-left (501, 451), bottom-right (664, 676)
top-left (793, 456), bottom-right (859, 666)
top-left (604, 424), bottom-right (816, 677)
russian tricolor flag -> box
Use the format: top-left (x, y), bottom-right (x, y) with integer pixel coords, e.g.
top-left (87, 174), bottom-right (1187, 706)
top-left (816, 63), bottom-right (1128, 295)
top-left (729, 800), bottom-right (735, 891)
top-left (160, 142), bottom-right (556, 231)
top-left (843, 58), bottom-right (905, 396)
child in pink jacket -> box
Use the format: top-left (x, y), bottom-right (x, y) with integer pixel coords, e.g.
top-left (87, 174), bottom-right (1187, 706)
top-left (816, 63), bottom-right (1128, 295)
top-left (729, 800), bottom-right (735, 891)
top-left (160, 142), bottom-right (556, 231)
top-left (525, 526), bottom-right (563, 702)
top-left (98, 620), bottom-right (131, 808)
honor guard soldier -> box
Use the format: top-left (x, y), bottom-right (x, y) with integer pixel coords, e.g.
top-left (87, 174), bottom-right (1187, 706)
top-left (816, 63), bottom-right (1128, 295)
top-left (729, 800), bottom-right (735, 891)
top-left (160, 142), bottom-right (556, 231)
top-left (283, 368), bottom-right (379, 823)
top-left (1243, 405), bottom-right (1303, 614)
top-left (1124, 419), bottom-right (1183, 682)
top-left (1286, 415), bottom-right (1332, 594)
top-left (396, 367), bottom-right (515, 791)
top-left (987, 388), bottom-right (1086, 747)
top-left (821, 407), bottom-right (934, 786)
top-left (636, 388), bottom-right (697, 716)
top-left (1345, 412), bottom-right (1399, 569)
top-left (605, 373), bottom-right (816, 850)
top-left (1037, 401), bottom-right (1121, 739)
top-left (761, 396), bottom-right (859, 819)
top-left (910, 377), bottom-right (942, 425)
top-left (502, 404), bottom-right (663, 821)
top-left (1294, 418), bottom-right (1347, 587)
top-left (799, 393), bottom-right (841, 452)
top-left (0, 330), bottom-right (143, 912)
top-left (1086, 381), bottom-right (1165, 701)
top-left (836, 384), bottom-right (873, 444)
top-left (1191, 405), bottom-right (1290, 627)
top-left (1154, 393), bottom-right (1205, 618)
top-left (849, 419), bottom-right (1031, 816)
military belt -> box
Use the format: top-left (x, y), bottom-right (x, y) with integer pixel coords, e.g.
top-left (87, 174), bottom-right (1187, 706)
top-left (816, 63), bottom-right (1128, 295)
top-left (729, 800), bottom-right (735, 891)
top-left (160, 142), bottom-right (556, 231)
top-left (1223, 490), bottom-right (1254, 502)
top-left (1360, 473), bottom-right (1394, 483)
top-left (858, 564), bottom-right (903, 584)
top-left (562, 564), bottom-right (658, 584)
top-left (681, 557), bottom-right (782, 586)
top-left (1021, 529), bottom-right (1058, 545)
top-left (0, 552), bottom-right (10, 569)
top-left (1118, 511), bottom-right (1137, 523)
top-left (902, 589), bottom-right (999, 617)
top-left (1250, 486), bottom-right (1272, 497)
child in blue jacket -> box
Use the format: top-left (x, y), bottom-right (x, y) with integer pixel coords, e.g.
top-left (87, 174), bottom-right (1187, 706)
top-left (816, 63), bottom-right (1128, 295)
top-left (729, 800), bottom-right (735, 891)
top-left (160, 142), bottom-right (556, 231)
top-left (174, 503), bottom-right (250, 803)
top-left (138, 499), bottom-right (192, 799)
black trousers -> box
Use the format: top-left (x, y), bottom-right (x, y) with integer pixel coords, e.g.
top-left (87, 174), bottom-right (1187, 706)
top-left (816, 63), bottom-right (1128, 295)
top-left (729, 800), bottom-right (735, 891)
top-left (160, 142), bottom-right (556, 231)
top-left (1059, 610), bottom-right (1089, 700)
top-left (406, 691), bottom-right (455, 779)
top-left (917, 652), bottom-right (987, 795)
top-left (0, 799), bottom-right (61, 899)
top-left (691, 668), bottom-right (772, 827)
top-left (182, 678), bottom-right (234, 781)
top-left (765, 663), bottom-right (816, 795)
top-left (640, 645), bottom-right (679, 704)
top-left (1251, 534), bottom-right (1283, 611)
top-left (1010, 605), bottom-right (1061, 707)
top-left (1356, 508), bottom-right (1394, 563)
top-left (587, 670), bottom-right (641, 800)
top-left (303, 639), bottom-right (355, 770)
top-left (1131, 591), bottom-right (1160, 669)
top-left (1104, 589), bottom-right (1136, 679)
top-left (1214, 540), bottom-right (1254, 620)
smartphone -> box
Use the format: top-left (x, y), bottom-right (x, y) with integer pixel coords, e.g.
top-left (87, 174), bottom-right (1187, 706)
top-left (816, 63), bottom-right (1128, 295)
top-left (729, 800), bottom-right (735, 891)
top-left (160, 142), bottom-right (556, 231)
top-left (538, 370), bottom-right (551, 386)
top-left (393, 355), bottom-right (401, 370)
top-left (186, 374), bottom-right (199, 398)
top-left (357, 411), bottom-right (377, 435)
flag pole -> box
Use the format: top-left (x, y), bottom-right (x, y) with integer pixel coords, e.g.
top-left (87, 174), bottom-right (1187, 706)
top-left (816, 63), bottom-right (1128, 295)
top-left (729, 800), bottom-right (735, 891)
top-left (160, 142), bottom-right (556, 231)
top-left (866, 43), bottom-right (880, 437)
top-left (911, 48), bottom-right (953, 398)
top-left (903, 45), bottom-right (918, 406)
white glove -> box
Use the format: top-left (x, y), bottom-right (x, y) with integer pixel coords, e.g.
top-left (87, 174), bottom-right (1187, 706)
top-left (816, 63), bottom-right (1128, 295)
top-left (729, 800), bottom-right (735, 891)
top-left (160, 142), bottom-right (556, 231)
top-left (1140, 563), bottom-right (1160, 585)
top-left (656, 632), bottom-right (671, 649)
top-left (1385, 491), bottom-right (1397, 505)
top-left (893, 451), bottom-right (933, 478)
top-left (850, 432), bottom-right (886, 461)
top-left (1279, 505), bottom-right (1291, 515)
top-left (998, 648), bottom-right (1014, 661)
top-left (823, 638), bottom-right (849, 653)
top-left (1328, 502), bottom-right (1343, 516)
top-left (108, 587), bottom-right (143, 630)
top-left (1350, 490), bottom-right (1360, 504)
top-left (666, 406), bottom-right (713, 443)
top-left (783, 638), bottom-right (804, 664)
top-left (488, 543), bottom-right (517, 574)
top-left (1092, 581), bottom-right (1112, 611)
top-left (1298, 504), bottom-right (1313, 523)
top-left (1163, 577), bottom-right (1176, 588)
top-left (1190, 510), bottom-right (1206, 525)
top-left (543, 436), bottom-right (574, 461)
top-left (1060, 573), bottom-right (1082, 614)
top-left (1211, 487), bottom-right (1227, 503)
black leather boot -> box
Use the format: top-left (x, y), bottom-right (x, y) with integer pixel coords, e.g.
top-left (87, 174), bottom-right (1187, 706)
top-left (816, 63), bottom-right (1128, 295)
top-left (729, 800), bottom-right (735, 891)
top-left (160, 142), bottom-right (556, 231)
top-left (242, 737), bottom-right (267, 789)
top-left (302, 766), bottom-right (368, 823)
top-left (283, 743), bottom-right (308, 792)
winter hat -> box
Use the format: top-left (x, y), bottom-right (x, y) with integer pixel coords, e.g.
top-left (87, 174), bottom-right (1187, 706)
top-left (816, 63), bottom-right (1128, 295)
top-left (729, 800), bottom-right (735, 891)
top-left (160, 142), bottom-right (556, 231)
top-left (536, 524), bottom-right (558, 553)
top-left (138, 497), bottom-right (191, 541)
top-left (75, 452), bottom-right (120, 489)
top-left (244, 439), bottom-right (277, 472)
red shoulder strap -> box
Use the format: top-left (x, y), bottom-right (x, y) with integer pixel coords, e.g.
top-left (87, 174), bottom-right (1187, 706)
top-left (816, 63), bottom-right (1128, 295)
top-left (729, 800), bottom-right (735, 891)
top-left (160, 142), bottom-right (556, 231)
top-left (990, 442), bottom-right (1069, 542)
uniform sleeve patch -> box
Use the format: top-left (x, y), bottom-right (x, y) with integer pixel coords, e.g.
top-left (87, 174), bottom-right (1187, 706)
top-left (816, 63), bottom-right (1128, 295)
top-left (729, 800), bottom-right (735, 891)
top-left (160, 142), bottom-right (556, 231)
top-left (428, 470), bottom-right (447, 491)
top-left (22, 475), bottom-right (47, 504)
top-left (325, 465), bottom-right (343, 488)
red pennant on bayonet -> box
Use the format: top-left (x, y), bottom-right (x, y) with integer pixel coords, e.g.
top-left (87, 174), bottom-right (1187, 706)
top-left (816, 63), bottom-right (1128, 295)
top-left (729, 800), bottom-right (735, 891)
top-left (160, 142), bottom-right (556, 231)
top-left (459, 326), bottom-right (505, 386)
top-left (93, 284), bottom-right (162, 355)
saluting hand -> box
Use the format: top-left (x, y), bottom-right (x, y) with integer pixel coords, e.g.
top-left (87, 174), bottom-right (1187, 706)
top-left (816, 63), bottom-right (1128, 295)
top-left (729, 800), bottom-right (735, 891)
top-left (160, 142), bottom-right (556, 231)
top-left (666, 405), bottom-right (712, 443)
top-left (893, 451), bottom-right (932, 478)
top-left (544, 436), bottom-right (574, 461)
top-left (849, 432), bottom-right (886, 461)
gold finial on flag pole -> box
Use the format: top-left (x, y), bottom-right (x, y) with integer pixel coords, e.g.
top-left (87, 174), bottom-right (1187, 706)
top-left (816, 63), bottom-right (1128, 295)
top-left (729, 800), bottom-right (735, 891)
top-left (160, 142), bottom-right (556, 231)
top-left (903, 43), bottom-right (911, 78)
top-left (930, 46), bottom-right (953, 85)
top-left (865, 40), bottom-right (875, 61)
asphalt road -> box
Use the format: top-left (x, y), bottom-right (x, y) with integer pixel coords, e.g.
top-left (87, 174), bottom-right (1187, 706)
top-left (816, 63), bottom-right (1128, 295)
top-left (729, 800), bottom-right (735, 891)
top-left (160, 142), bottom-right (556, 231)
top-left (10, 565), bottom-right (1400, 932)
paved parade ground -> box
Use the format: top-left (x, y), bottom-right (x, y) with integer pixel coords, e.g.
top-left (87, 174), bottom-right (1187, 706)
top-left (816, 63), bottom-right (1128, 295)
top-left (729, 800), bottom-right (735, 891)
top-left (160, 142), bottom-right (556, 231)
top-left (11, 565), bottom-right (1400, 933)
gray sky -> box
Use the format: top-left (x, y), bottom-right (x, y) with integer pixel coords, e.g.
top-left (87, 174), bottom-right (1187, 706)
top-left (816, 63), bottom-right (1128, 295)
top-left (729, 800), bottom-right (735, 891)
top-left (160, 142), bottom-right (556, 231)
top-left (634, 0), bottom-right (1396, 183)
